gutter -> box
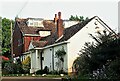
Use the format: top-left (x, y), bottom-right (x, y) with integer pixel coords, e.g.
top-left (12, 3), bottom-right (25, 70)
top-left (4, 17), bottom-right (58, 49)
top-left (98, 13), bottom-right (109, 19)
top-left (22, 51), bottom-right (31, 55)
top-left (33, 41), bottom-right (69, 50)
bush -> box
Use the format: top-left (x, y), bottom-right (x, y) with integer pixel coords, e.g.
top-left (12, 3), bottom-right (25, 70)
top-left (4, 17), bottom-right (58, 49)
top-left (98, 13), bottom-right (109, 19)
top-left (22, 56), bottom-right (31, 74)
top-left (36, 70), bottom-right (45, 75)
top-left (36, 66), bottom-right (49, 74)
top-left (44, 66), bottom-right (49, 74)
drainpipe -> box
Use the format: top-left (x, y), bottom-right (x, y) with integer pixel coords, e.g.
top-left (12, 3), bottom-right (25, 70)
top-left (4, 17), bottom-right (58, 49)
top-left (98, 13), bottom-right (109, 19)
top-left (40, 50), bottom-right (43, 70)
top-left (52, 47), bottom-right (54, 71)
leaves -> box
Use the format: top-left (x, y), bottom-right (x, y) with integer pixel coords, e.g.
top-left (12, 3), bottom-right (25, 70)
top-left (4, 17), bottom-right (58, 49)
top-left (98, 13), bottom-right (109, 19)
top-left (73, 31), bottom-right (120, 79)
top-left (69, 15), bottom-right (89, 22)
top-left (22, 56), bottom-right (31, 73)
top-left (55, 47), bottom-right (66, 71)
top-left (55, 47), bottom-right (66, 59)
top-left (2, 18), bottom-right (14, 57)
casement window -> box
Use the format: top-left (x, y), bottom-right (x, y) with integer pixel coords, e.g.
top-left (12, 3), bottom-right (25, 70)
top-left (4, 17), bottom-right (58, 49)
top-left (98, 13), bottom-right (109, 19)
top-left (34, 22), bottom-right (38, 27)
top-left (30, 23), bottom-right (33, 25)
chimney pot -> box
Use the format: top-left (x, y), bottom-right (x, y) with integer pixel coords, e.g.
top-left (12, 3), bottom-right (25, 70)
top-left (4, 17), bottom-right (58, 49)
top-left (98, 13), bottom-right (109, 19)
top-left (54, 14), bottom-right (58, 23)
top-left (58, 12), bottom-right (61, 19)
top-left (55, 14), bottom-right (57, 17)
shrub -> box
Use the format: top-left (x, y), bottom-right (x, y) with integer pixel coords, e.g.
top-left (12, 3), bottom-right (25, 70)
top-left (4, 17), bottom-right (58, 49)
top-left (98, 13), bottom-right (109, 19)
top-left (36, 70), bottom-right (45, 75)
top-left (44, 66), bottom-right (49, 74)
top-left (22, 56), bottom-right (31, 74)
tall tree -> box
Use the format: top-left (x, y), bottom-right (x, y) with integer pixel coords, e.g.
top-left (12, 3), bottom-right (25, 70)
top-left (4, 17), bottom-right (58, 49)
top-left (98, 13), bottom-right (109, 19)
top-left (2, 18), bottom-right (14, 58)
top-left (73, 31), bottom-right (120, 79)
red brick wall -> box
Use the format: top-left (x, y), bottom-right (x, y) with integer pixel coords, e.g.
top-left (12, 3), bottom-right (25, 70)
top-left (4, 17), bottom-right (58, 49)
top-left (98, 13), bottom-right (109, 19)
top-left (13, 23), bottom-right (41, 57)
top-left (23, 36), bottom-right (41, 52)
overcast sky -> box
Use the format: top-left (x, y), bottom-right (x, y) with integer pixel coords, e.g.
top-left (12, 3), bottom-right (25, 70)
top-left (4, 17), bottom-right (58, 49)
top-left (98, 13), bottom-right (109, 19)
top-left (0, 0), bottom-right (119, 32)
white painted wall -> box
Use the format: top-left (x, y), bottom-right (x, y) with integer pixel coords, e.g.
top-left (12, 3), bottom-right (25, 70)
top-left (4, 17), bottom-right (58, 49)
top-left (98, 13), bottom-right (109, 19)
top-left (29, 17), bottom-right (113, 73)
top-left (30, 51), bottom-right (36, 73)
top-left (42, 48), bottom-right (52, 71)
top-left (67, 17), bottom-right (112, 73)
top-left (30, 50), bottom-right (41, 73)
top-left (42, 44), bottom-right (68, 72)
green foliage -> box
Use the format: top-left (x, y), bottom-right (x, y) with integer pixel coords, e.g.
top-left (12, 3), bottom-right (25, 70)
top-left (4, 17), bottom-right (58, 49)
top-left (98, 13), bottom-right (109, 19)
top-left (36, 70), bottom-right (45, 75)
top-left (2, 58), bottom-right (24, 74)
top-left (73, 31), bottom-right (120, 79)
top-left (2, 18), bottom-right (14, 58)
top-left (69, 15), bottom-right (89, 22)
top-left (55, 47), bottom-right (66, 62)
top-left (55, 47), bottom-right (66, 72)
top-left (22, 56), bottom-right (31, 73)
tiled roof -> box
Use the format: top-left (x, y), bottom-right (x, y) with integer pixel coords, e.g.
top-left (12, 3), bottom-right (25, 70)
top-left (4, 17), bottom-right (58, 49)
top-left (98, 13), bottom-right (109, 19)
top-left (16, 19), bottom-right (55, 35)
top-left (32, 41), bottom-right (48, 47)
top-left (44, 16), bottom-right (95, 46)
top-left (57, 17), bottom-right (95, 42)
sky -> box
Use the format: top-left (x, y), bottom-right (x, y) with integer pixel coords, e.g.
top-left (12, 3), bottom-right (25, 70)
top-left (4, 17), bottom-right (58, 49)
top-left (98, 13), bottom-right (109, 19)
top-left (0, 0), bottom-right (119, 32)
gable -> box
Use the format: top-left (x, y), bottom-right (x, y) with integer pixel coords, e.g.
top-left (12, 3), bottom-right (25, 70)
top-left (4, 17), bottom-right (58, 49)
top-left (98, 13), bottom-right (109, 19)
top-left (67, 16), bottom-right (116, 42)
top-left (56, 17), bottom-right (95, 43)
top-left (57, 16), bottom-right (116, 43)
top-left (27, 16), bottom-right (116, 49)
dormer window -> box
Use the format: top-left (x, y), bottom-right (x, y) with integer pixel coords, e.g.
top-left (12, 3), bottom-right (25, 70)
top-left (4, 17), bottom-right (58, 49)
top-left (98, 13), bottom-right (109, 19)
top-left (27, 18), bottom-right (44, 27)
top-left (30, 23), bottom-right (33, 25)
top-left (39, 31), bottom-right (51, 37)
top-left (34, 22), bottom-right (38, 27)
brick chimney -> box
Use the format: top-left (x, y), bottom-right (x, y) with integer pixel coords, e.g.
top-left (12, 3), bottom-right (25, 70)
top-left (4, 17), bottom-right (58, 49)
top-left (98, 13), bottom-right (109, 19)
top-left (57, 12), bottom-right (64, 38)
top-left (54, 14), bottom-right (58, 23)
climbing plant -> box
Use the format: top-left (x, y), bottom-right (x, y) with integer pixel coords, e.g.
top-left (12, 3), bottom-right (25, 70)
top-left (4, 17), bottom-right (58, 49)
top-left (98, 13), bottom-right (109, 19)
top-left (55, 47), bottom-right (66, 72)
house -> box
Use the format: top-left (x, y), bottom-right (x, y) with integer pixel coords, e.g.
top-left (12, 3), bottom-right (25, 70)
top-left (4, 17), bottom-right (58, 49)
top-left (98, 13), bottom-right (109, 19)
top-left (13, 12), bottom-right (116, 74)
top-left (27, 12), bottom-right (116, 74)
top-left (12, 12), bottom-right (79, 63)
top-left (12, 18), bottom-right (56, 58)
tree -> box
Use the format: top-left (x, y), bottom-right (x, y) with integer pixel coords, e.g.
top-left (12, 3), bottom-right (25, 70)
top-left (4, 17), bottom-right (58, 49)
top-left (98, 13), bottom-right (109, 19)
top-left (2, 18), bottom-right (14, 58)
top-left (55, 47), bottom-right (66, 72)
top-left (69, 15), bottom-right (89, 22)
top-left (73, 31), bottom-right (120, 79)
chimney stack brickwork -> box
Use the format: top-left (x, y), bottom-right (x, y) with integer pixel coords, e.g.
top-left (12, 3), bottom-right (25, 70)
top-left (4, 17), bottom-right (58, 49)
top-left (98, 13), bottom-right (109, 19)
top-left (56, 12), bottom-right (64, 38)
top-left (54, 14), bottom-right (58, 23)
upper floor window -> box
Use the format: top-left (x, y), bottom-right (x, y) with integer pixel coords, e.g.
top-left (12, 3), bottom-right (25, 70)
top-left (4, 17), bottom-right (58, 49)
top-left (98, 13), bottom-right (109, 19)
top-left (30, 23), bottom-right (33, 25)
top-left (27, 18), bottom-right (44, 27)
top-left (34, 22), bottom-right (38, 27)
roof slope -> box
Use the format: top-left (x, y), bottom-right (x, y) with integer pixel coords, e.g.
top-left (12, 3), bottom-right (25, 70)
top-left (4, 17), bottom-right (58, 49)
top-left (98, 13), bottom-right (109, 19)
top-left (44, 16), bottom-right (95, 46)
top-left (32, 41), bottom-right (48, 47)
top-left (57, 17), bottom-right (95, 42)
top-left (29, 16), bottom-right (115, 48)
top-left (15, 18), bottom-right (55, 35)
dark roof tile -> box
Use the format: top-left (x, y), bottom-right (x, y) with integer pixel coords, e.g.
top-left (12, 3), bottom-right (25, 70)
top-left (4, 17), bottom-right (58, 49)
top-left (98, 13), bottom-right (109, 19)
top-left (32, 41), bottom-right (48, 47)
top-left (57, 17), bottom-right (94, 42)
top-left (16, 19), bottom-right (55, 35)
top-left (45, 16), bottom-right (94, 45)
